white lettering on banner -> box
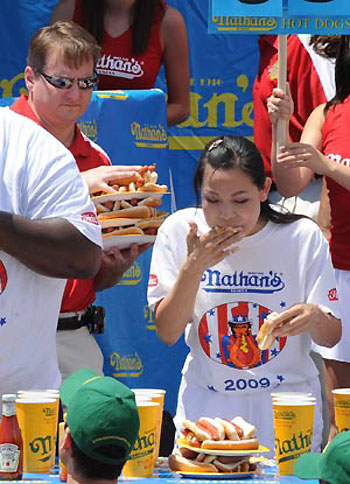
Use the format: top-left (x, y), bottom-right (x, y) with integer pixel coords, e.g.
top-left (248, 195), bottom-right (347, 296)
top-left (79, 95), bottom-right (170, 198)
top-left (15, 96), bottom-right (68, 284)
top-left (328, 153), bottom-right (350, 167)
top-left (97, 55), bottom-right (144, 80)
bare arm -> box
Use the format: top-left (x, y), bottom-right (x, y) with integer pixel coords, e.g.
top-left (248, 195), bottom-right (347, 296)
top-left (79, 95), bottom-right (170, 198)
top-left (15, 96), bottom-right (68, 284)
top-left (317, 178), bottom-right (331, 241)
top-left (82, 165), bottom-right (142, 194)
top-left (155, 223), bottom-right (242, 345)
top-left (270, 304), bottom-right (341, 348)
top-left (161, 6), bottom-right (190, 126)
top-left (0, 212), bottom-right (101, 279)
top-left (51, 0), bottom-right (75, 22)
top-left (268, 88), bottom-right (317, 196)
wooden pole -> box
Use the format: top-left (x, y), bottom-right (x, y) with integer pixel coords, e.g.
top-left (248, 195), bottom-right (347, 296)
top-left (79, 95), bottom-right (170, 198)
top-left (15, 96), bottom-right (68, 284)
top-left (276, 34), bottom-right (288, 152)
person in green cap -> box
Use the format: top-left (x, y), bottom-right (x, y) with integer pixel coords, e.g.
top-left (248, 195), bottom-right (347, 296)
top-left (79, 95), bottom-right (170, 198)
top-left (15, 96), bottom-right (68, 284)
top-left (59, 368), bottom-right (140, 483)
top-left (294, 431), bottom-right (350, 484)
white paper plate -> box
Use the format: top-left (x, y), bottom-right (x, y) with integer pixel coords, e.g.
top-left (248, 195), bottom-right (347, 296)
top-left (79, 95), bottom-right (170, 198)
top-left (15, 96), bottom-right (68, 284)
top-left (176, 471), bottom-right (258, 479)
top-left (177, 439), bottom-right (269, 457)
top-left (93, 192), bottom-right (168, 204)
top-left (103, 235), bottom-right (156, 250)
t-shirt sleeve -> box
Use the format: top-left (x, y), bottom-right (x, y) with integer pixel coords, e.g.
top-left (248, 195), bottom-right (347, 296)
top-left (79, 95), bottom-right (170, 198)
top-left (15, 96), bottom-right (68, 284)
top-left (147, 217), bottom-right (184, 310)
top-left (304, 228), bottom-right (340, 319)
top-left (23, 126), bottom-right (102, 248)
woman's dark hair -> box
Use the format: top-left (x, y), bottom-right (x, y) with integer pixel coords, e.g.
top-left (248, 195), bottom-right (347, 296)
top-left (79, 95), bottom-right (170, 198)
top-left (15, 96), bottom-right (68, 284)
top-left (80, 0), bottom-right (165, 55)
top-left (194, 135), bottom-right (303, 225)
top-left (70, 438), bottom-right (124, 480)
top-left (325, 36), bottom-right (350, 112)
top-left (309, 35), bottom-right (340, 59)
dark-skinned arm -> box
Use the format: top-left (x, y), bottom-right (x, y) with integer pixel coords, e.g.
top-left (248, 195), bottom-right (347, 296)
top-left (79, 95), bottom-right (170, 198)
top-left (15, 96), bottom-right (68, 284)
top-left (0, 211), bottom-right (101, 279)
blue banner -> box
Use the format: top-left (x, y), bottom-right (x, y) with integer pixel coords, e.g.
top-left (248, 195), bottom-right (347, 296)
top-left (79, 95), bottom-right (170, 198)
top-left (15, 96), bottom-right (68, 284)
top-left (209, 0), bottom-right (350, 33)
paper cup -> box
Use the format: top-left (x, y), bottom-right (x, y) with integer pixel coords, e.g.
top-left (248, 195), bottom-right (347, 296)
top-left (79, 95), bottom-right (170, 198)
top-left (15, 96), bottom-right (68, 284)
top-left (17, 391), bottom-right (60, 471)
top-left (132, 389), bottom-right (166, 464)
top-left (271, 392), bottom-right (313, 399)
top-left (16, 398), bottom-right (58, 473)
top-left (123, 401), bottom-right (159, 478)
top-left (332, 389), bottom-right (350, 434)
top-left (272, 400), bottom-right (315, 476)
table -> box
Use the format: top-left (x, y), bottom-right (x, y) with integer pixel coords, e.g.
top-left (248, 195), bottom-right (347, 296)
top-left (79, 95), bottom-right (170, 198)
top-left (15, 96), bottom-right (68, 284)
top-left (21, 465), bottom-right (319, 484)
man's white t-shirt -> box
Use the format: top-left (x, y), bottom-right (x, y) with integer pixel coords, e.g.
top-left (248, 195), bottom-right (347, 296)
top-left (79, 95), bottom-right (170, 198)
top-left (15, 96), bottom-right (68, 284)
top-left (0, 108), bottom-right (102, 395)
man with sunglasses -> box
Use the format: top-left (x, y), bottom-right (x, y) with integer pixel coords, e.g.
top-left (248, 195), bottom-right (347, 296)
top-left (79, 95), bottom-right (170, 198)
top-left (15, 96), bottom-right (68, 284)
top-left (10, 21), bottom-right (149, 381)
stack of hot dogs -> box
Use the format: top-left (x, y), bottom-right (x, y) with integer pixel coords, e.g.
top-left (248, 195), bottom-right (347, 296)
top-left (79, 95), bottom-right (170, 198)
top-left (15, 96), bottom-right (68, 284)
top-left (169, 416), bottom-right (259, 474)
top-left (92, 165), bottom-right (168, 241)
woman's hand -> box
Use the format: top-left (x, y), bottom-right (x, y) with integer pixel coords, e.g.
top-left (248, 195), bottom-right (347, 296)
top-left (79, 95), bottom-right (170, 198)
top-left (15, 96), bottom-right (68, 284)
top-left (186, 221), bottom-right (243, 275)
top-left (82, 165), bottom-right (142, 194)
top-left (270, 304), bottom-right (321, 338)
top-left (267, 86), bottom-right (294, 126)
top-left (276, 142), bottom-right (331, 176)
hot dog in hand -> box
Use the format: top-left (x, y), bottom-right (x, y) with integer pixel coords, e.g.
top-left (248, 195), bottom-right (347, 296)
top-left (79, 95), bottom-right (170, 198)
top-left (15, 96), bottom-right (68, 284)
top-left (256, 312), bottom-right (280, 350)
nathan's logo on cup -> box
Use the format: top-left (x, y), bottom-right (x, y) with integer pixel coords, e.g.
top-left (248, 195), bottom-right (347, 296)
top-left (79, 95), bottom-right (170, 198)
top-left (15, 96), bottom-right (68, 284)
top-left (334, 398), bottom-right (350, 408)
top-left (274, 410), bottom-right (296, 421)
top-left (29, 436), bottom-right (54, 463)
top-left (42, 407), bottom-right (55, 418)
top-left (130, 429), bottom-right (156, 457)
top-left (275, 429), bottom-right (313, 462)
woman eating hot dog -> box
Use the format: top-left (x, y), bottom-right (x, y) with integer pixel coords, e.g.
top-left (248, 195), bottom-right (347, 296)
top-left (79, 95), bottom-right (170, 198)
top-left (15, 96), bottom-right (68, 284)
top-left (147, 135), bottom-right (341, 455)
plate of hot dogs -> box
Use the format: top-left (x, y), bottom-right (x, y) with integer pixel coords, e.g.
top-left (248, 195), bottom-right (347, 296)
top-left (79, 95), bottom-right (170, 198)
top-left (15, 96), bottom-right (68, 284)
top-left (169, 416), bottom-right (268, 478)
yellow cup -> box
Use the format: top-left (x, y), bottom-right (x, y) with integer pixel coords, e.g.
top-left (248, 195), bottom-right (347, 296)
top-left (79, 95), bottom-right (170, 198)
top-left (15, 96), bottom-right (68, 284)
top-left (17, 391), bottom-right (60, 471)
top-left (122, 400), bottom-right (159, 478)
top-left (132, 389), bottom-right (166, 464)
top-left (16, 398), bottom-right (58, 473)
top-left (332, 388), bottom-right (350, 434)
top-left (272, 400), bottom-right (315, 476)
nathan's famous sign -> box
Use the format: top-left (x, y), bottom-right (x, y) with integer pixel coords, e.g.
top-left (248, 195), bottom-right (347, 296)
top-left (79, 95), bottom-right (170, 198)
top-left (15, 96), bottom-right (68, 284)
top-left (209, 0), bottom-right (350, 34)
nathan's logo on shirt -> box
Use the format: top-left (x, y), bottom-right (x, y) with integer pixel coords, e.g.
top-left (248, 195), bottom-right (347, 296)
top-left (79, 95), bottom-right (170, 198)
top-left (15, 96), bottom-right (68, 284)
top-left (97, 55), bottom-right (144, 80)
top-left (131, 122), bottom-right (168, 149)
top-left (81, 212), bottom-right (99, 225)
top-left (201, 269), bottom-right (285, 294)
top-left (327, 153), bottom-right (350, 167)
top-left (328, 287), bottom-right (338, 301)
top-left (148, 274), bottom-right (158, 287)
top-left (0, 261), bottom-right (8, 295)
top-left (199, 301), bottom-right (287, 370)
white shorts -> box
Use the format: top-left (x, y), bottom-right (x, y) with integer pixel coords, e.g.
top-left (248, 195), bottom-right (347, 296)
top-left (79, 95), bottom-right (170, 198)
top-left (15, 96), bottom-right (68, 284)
top-left (56, 327), bottom-right (104, 381)
top-left (269, 177), bottom-right (322, 222)
top-left (316, 269), bottom-right (350, 363)
top-left (174, 376), bottom-right (323, 457)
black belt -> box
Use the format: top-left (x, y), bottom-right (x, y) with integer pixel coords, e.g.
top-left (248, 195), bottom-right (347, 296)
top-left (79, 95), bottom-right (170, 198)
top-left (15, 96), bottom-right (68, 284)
top-left (57, 312), bottom-right (89, 331)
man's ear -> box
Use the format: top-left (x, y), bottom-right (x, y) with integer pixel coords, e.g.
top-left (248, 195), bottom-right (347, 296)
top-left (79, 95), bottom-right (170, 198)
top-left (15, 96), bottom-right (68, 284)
top-left (25, 66), bottom-right (36, 93)
top-left (260, 177), bottom-right (272, 203)
top-left (60, 426), bottom-right (73, 451)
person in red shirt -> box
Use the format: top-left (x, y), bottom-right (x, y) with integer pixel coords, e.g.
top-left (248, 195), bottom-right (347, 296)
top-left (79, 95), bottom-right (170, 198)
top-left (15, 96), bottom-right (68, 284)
top-left (51, 0), bottom-right (190, 126)
top-left (14, 21), bottom-right (150, 381)
top-left (268, 36), bottom-right (350, 440)
top-left (253, 35), bottom-right (338, 220)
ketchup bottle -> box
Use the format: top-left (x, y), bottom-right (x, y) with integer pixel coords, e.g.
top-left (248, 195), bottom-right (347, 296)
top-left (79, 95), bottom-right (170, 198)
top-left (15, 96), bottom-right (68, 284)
top-left (0, 395), bottom-right (23, 480)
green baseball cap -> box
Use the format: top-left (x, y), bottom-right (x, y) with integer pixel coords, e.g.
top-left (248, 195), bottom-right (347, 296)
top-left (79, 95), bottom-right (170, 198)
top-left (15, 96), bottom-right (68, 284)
top-left (60, 368), bottom-right (140, 465)
top-left (294, 431), bottom-right (350, 484)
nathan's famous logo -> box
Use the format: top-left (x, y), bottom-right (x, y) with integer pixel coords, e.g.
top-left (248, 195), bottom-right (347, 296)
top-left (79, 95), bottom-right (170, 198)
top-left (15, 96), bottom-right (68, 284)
top-left (42, 407), bottom-right (55, 418)
top-left (118, 262), bottom-right (142, 286)
top-left (29, 435), bottom-right (54, 462)
top-left (201, 269), bottom-right (285, 294)
top-left (335, 398), bottom-right (350, 409)
top-left (199, 301), bottom-right (287, 370)
top-left (129, 429), bottom-right (156, 459)
top-left (110, 352), bottom-right (143, 378)
top-left (211, 15), bottom-right (277, 33)
top-left (144, 304), bottom-right (156, 331)
top-left (275, 429), bottom-right (313, 462)
top-left (78, 120), bottom-right (98, 143)
top-left (97, 55), bottom-right (144, 80)
top-left (0, 261), bottom-right (8, 295)
top-left (274, 410), bottom-right (296, 421)
top-left (130, 122), bottom-right (168, 149)
top-left (0, 73), bottom-right (26, 98)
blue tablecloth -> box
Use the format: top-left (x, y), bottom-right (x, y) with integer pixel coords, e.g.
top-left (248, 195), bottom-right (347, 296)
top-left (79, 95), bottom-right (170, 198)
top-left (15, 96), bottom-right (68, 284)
top-left (22, 466), bottom-right (319, 484)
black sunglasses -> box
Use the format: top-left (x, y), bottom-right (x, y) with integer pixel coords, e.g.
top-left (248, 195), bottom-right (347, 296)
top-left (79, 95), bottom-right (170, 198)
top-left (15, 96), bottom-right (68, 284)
top-left (39, 71), bottom-right (98, 90)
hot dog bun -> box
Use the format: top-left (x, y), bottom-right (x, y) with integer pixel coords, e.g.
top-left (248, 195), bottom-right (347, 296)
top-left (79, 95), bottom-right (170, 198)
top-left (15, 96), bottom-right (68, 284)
top-left (256, 311), bottom-right (280, 350)
top-left (201, 438), bottom-right (259, 451)
top-left (168, 454), bottom-right (217, 473)
top-left (231, 417), bottom-right (256, 440)
top-left (197, 417), bottom-right (225, 441)
top-left (215, 418), bottom-right (239, 441)
top-left (99, 205), bottom-right (151, 220)
top-left (183, 419), bottom-right (212, 442)
top-left (103, 226), bottom-right (144, 237)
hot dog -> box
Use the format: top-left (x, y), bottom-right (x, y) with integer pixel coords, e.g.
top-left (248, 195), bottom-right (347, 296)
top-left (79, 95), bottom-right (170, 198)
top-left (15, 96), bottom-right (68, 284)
top-left (201, 438), bottom-right (259, 451)
top-left (196, 417), bottom-right (225, 441)
top-left (256, 311), bottom-right (280, 350)
top-left (214, 418), bottom-right (239, 441)
top-left (169, 451), bottom-right (257, 474)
